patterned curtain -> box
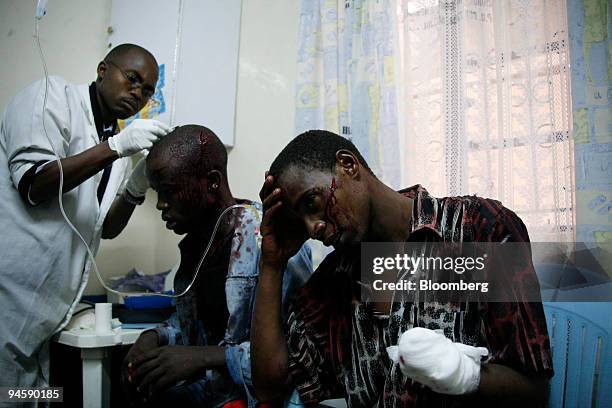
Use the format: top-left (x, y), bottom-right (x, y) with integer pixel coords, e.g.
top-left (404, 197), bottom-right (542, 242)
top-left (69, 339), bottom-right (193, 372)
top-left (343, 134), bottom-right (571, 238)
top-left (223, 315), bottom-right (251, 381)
top-left (567, 0), bottom-right (612, 245)
top-left (295, 0), bottom-right (575, 242)
top-left (295, 0), bottom-right (401, 188)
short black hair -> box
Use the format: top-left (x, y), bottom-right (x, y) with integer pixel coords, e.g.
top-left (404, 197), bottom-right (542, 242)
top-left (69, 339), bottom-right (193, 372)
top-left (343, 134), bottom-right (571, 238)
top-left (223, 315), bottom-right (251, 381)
top-left (148, 124), bottom-right (227, 178)
top-left (104, 43), bottom-right (157, 66)
top-left (269, 130), bottom-right (372, 178)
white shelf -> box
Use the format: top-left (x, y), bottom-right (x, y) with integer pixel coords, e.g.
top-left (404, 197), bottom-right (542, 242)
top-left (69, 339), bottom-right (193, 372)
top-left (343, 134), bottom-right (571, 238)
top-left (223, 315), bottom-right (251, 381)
top-left (54, 327), bottom-right (151, 348)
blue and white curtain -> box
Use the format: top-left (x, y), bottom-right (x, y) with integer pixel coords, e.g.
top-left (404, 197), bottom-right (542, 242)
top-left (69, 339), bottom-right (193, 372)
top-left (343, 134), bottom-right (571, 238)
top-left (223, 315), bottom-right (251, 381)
top-left (568, 0), bottom-right (612, 244)
top-left (294, 0), bottom-right (402, 188)
top-left (295, 0), bottom-right (576, 243)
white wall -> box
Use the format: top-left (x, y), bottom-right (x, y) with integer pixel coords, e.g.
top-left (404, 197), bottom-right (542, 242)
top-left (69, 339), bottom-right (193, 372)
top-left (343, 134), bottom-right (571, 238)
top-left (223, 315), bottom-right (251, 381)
top-left (0, 0), bottom-right (301, 294)
top-left (226, 0), bottom-right (301, 201)
top-left (0, 0), bottom-right (112, 112)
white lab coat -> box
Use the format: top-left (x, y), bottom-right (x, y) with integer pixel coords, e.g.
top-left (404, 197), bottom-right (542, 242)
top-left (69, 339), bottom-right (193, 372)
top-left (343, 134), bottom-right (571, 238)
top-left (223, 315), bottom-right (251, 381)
top-left (0, 76), bottom-right (131, 389)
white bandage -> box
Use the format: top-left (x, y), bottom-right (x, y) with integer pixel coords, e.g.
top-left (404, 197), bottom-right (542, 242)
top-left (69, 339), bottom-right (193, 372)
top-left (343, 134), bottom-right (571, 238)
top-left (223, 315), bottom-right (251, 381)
top-left (387, 327), bottom-right (489, 395)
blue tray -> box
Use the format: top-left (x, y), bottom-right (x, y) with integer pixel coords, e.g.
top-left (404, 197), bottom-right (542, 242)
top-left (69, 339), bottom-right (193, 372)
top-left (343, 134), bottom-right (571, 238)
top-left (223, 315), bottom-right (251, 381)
top-left (124, 292), bottom-right (174, 310)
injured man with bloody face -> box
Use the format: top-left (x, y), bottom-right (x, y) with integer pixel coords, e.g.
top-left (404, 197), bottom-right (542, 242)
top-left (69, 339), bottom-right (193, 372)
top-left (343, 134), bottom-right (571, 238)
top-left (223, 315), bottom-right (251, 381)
top-left (251, 130), bottom-right (553, 407)
top-left (120, 125), bottom-right (312, 407)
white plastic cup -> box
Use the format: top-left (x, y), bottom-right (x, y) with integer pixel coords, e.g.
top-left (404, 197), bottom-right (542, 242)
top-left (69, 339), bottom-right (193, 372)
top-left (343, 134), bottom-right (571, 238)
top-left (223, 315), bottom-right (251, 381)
top-left (95, 303), bottom-right (112, 334)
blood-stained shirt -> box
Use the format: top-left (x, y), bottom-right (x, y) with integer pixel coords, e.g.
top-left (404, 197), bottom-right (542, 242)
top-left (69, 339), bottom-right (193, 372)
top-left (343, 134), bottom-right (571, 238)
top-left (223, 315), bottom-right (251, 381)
top-left (285, 185), bottom-right (552, 407)
top-left (156, 201), bottom-right (313, 407)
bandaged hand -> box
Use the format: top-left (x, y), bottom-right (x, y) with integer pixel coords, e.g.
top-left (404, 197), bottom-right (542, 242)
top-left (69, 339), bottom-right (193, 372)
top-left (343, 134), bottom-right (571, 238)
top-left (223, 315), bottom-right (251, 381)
top-left (125, 158), bottom-right (149, 199)
top-left (108, 119), bottom-right (170, 157)
top-left (387, 327), bottom-right (489, 395)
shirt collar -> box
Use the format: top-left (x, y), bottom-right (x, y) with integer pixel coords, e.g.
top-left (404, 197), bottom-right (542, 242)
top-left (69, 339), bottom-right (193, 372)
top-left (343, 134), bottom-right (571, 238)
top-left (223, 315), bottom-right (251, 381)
top-left (398, 184), bottom-right (443, 239)
top-left (88, 82), bottom-right (118, 140)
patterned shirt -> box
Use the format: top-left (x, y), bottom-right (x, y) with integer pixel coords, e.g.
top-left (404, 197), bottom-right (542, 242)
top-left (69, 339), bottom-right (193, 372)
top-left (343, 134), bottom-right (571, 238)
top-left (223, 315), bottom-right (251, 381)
top-left (156, 201), bottom-right (313, 407)
top-left (285, 185), bottom-right (553, 407)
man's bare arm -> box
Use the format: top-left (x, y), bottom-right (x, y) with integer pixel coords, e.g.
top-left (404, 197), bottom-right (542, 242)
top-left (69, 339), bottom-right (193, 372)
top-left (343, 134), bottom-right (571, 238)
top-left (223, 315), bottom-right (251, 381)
top-left (101, 194), bottom-right (137, 239)
top-left (251, 261), bottom-right (290, 401)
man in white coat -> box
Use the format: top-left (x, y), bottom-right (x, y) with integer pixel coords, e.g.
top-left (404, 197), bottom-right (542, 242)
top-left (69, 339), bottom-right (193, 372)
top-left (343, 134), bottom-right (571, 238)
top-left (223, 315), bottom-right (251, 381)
top-left (0, 43), bottom-right (169, 392)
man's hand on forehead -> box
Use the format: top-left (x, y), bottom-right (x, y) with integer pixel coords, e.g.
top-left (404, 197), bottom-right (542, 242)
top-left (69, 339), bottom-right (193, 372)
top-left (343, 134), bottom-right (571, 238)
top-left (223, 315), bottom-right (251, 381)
top-left (259, 173), bottom-right (308, 269)
top-left (259, 172), bottom-right (276, 205)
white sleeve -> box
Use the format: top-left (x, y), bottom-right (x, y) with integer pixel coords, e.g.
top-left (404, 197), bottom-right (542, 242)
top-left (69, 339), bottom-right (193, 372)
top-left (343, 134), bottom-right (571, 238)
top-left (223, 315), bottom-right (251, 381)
top-left (0, 77), bottom-right (72, 189)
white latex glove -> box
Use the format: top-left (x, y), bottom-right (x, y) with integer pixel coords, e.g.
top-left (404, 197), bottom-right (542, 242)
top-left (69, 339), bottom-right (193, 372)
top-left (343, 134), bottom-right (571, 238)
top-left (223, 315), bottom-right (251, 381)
top-left (108, 119), bottom-right (170, 157)
top-left (387, 327), bottom-right (489, 395)
top-left (125, 158), bottom-right (149, 198)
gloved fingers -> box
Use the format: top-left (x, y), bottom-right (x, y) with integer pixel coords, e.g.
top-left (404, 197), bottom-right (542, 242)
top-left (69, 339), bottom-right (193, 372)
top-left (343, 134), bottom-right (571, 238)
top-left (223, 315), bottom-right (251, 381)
top-left (153, 121), bottom-right (172, 134)
top-left (138, 138), bottom-right (156, 151)
top-left (144, 120), bottom-right (171, 136)
top-left (138, 130), bottom-right (160, 144)
top-left (145, 128), bottom-right (168, 139)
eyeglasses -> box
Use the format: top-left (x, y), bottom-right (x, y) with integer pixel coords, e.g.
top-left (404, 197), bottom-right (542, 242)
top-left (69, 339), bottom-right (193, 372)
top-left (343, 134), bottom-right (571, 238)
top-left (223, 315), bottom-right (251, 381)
top-left (106, 60), bottom-right (155, 99)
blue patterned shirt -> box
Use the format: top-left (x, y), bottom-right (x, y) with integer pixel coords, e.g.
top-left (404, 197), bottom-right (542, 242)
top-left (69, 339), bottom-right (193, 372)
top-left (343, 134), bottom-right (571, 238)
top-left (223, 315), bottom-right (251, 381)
top-left (156, 201), bottom-right (312, 407)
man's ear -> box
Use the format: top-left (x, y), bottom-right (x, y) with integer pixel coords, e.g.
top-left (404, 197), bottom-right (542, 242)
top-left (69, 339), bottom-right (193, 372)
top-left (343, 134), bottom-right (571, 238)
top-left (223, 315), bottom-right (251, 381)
top-left (96, 61), bottom-right (107, 81)
top-left (335, 149), bottom-right (360, 178)
top-left (206, 170), bottom-right (223, 193)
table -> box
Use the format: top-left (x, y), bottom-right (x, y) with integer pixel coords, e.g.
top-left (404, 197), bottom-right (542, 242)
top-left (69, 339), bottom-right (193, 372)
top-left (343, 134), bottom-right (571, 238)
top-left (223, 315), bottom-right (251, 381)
top-left (54, 325), bottom-right (155, 408)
